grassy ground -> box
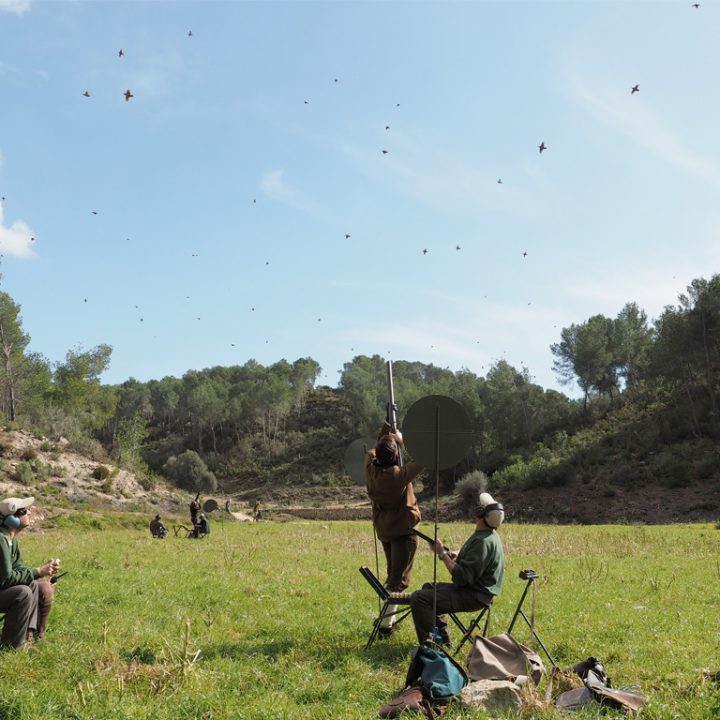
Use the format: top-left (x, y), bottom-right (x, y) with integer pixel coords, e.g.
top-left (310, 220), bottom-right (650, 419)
top-left (1, 519), bottom-right (719, 719)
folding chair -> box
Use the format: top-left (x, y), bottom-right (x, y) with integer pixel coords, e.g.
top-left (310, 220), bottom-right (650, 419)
top-left (359, 566), bottom-right (414, 649)
top-left (449, 603), bottom-right (492, 656)
top-left (507, 569), bottom-right (557, 668)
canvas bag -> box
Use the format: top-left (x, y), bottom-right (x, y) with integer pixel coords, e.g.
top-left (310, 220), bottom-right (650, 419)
top-left (467, 632), bottom-right (545, 685)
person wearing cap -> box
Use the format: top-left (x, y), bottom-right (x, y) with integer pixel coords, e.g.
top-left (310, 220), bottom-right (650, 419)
top-left (410, 492), bottom-right (505, 647)
top-left (149, 514), bottom-right (168, 538)
top-left (366, 421), bottom-right (424, 636)
top-left (0, 496), bottom-right (60, 649)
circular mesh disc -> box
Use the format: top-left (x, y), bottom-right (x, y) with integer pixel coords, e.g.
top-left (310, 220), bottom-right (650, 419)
top-left (402, 395), bottom-right (472, 470)
top-left (343, 437), bottom-right (375, 484)
top-left (203, 498), bottom-right (219, 513)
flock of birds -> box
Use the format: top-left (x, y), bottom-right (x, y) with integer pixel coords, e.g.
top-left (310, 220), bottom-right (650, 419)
top-left (0, 4), bottom-right (708, 380)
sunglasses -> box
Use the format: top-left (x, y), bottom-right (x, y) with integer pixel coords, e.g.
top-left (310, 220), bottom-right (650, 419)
top-left (14, 507), bottom-right (28, 517)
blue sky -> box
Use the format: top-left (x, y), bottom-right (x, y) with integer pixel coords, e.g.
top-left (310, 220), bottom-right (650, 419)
top-left (1, 0), bottom-right (718, 393)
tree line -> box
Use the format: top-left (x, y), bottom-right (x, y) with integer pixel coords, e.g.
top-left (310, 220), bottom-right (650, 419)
top-left (1, 274), bottom-right (719, 494)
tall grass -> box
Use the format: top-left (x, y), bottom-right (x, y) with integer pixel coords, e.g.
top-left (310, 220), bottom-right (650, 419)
top-left (1, 519), bottom-right (719, 718)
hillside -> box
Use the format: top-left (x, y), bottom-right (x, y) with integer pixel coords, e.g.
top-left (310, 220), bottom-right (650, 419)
top-left (1, 426), bottom-right (717, 527)
top-left (0, 429), bottom-right (186, 523)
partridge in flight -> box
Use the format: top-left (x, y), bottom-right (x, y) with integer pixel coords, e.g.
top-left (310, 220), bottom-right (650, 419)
top-left (124, 89), bottom-right (134, 102)
top-left (631, 84), bottom-right (639, 94)
top-left (83, 90), bottom-right (91, 97)
top-left (538, 142), bottom-right (547, 154)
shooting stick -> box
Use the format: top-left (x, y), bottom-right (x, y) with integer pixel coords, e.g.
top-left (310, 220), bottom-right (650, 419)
top-left (402, 394), bottom-right (473, 647)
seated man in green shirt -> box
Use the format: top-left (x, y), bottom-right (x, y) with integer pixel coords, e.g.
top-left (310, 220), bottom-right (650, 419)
top-left (0, 496), bottom-right (60, 649)
top-left (410, 493), bottom-right (505, 646)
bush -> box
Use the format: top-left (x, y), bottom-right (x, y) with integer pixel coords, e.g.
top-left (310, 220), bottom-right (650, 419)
top-left (455, 471), bottom-right (488, 517)
top-left (14, 461), bottom-right (34, 486)
top-left (162, 450), bottom-right (217, 492)
top-left (20, 447), bottom-right (38, 461)
top-left (137, 472), bottom-right (158, 491)
top-left (68, 434), bottom-right (109, 463)
top-left (92, 465), bottom-right (111, 481)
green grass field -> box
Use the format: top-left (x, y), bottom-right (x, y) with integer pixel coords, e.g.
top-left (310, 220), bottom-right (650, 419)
top-left (1, 519), bottom-right (719, 719)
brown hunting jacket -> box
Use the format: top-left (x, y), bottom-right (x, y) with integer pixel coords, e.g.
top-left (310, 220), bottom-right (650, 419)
top-left (365, 422), bottom-right (423, 542)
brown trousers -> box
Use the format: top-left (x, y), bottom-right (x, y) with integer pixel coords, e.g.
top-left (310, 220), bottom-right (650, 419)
top-left (35, 579), bottom-right (55, 639)
top-left (380, 534), bottom-right (419, 592)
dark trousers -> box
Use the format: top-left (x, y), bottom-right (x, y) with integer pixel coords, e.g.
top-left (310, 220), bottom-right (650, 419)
top-left (380, 534), bottom-right (419, 592)
top-left (410, 581), bottom-right (489, 645)
top-left (0, 581), bottom-right (38, 649)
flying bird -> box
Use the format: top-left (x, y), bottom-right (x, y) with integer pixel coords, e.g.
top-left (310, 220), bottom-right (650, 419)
top-left (497, 178), bottom-right (503, 184)
top-left (91, 211), bottom-right (98, 215)
top-left (83, 91), bottom-right (91, 97)
top-left (456, 245), bottom-right (461, 250)
top-left (422, 249), bottom-right (428, 255)
top-left (382, 150), bottom-right (389, 154)
top-left (124, 89), bottom-right (134, 102)
top-left (118, 49), bottom-right (124, 57)
top-left (188, 30), bottom-right (193, 36)
top-left (522, 251), bottom-right (528, 257)
top-left (304, 100), bottom-right (309, 104)
top-left (631, 84), bottom-right (640, 94)
top-left (538, 142), bottom-right (547, 154)
top-left (385, 125), bottom-right (390, 130)
top-left (692, 3), bottom-right (700, 7)
top-left (345, 234), bottom-right (351, 239)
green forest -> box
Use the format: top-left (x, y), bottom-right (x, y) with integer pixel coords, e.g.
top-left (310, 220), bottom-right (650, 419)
top-left (1, 275), bottom-right (719, 502)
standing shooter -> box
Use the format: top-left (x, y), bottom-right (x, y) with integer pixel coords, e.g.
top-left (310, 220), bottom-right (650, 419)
top-left (365, 420), bottom-right (424, 636)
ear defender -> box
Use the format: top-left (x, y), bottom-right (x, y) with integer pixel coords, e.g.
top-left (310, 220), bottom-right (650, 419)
top-left (1, 513), bottom-right (21, 529)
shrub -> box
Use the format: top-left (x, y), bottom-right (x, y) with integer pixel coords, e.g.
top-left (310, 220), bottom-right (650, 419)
top-left (137, 472), bottom-right (158, 491)
top-left (20, 447), bottom-right (38, 461)
top-left (92, 465), bottom-right (112, 481)
top-left (455, 471), bottom-right (488, 517)
top-left (49, 464), bottom-right (66, 478)
top-left (68, 434), bottom-right (109, 463)
top-left (14, 461), bottom-right (34, 486)
top-left (162, 450), bottom-right (217, 492)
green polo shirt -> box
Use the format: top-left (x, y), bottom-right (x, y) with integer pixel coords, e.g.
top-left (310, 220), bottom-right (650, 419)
top-left (0, 529), bottom-right (38, 591)
top-left (450, 528), bottom-right (504, 600)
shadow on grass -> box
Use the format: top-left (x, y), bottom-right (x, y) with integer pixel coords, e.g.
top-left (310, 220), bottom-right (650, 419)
top-left (201, 632), bottom-right (411, 669)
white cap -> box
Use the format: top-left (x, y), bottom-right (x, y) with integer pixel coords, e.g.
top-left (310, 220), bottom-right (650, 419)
top-left (0, 496), bottom-right (35, 516)
top-left (478, 492), bottom-right (505, 528)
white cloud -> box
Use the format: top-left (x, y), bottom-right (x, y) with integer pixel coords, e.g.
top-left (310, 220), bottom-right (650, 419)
top-left (571, 75), bottom-right (720, 188)
top-left (260, 169), bottom-right (332, 223)
top-left (0, 204), bottom-right (36, 259)
top-left (0, 0), bottom-right (31, 15)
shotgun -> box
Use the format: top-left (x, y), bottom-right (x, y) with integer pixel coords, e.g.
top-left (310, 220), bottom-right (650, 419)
top-left (386, 360), bottom-right (403, 467)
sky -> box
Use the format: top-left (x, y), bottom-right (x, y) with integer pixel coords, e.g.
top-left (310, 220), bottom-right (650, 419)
top-left (1, 0), bottom-right (719, 395)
